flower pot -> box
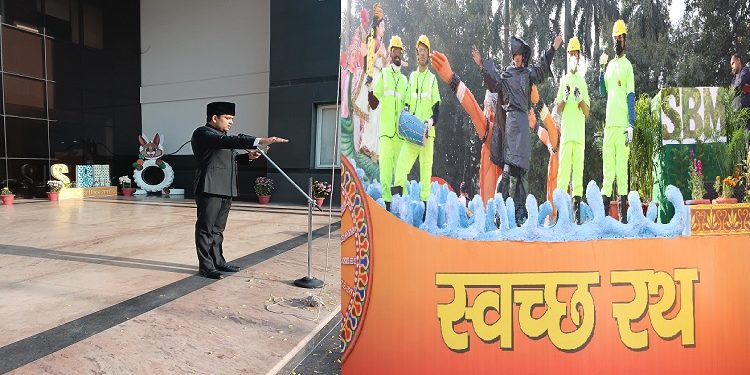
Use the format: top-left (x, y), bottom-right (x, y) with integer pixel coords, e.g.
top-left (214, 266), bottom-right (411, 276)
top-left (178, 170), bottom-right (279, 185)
top-left (609, 201), bottom-right (619, 220)
top-left (712, 197), bottom-right (738, 204)
top-left (315, 197), bottom-right (325, 207)
top-left (1, 194), bottom-right (15, 205)
top-left (685, 199), bottom-right (711, 205)
top-left (47, 191), bottom-right (59, 201)
top-left (608, 200), bottom-right (646, 220)
top-left (258, 195), bottom-right (271, 204)
top-left (122, 187), bottom-right (136, 196)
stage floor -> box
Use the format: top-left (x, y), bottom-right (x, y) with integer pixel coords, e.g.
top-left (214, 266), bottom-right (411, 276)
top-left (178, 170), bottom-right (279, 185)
top-left (0, 196), bottom-right (340, 374)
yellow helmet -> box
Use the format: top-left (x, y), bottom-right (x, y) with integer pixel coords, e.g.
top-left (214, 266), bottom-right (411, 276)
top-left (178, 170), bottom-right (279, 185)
top-left (388, 35), bottom-right (404, 51)
top-left (416, 34), bottom-right (431, 52)
top-left (567, 36), bottom-right (581, 53)
top-left (612, 19), bottom-right (627, 37)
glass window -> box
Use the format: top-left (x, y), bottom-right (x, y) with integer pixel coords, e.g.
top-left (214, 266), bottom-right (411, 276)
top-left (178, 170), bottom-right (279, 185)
top-left (46, 82), bottom-right (55, 118)
top-left (49, 84), bottom-right (82, 122)
top-left (0, 162), bottom-right (6, 184)
top-left (71, 0), bottom-right (80, 44)
top-left (4, 159), bottom-right (50, 198)
top-left (314, 104), bottom-right (341, 168)
top-left (82, 111), bottom-right (114, 158)
top-left (44, 0), bottom-right (73, 41)
top-left (4, 75), bottom-right (47, 118)
top-left (51, 120), bottom-right (113, 165)
top-left (50, 121), bottom-right (82, 160)
top-left (45, 0), bottom-right (69, 20)
top-left (3, 0), bottom-right (42, 32)
top-left (0, 122), bottom-right (5, 156)
top-left (82, 3), bottom-right (102, 49)
top-left (46, 38), bottom-right (55, 81)
top-left (4, 117), bottom-right (49, 158)
top-left (2, 26), bottom-right (45, 78)
top-left (53, 42), bottom-right (82, 85)
top-left (45, 0), bottom-right (72, 41)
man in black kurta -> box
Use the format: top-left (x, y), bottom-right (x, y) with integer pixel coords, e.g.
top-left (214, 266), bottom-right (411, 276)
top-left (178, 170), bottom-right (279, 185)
top-left (191, 101), bottom-right (287, 279)
top-left (472, 35), bottom-right (562, 224)
top-left (731, 53), bottom-right (750, 129)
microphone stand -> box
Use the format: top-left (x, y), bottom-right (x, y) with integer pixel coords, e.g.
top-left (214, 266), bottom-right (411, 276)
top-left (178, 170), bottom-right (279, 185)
top-left (257, 145), bottom-right (325, 289)
top-left (256, 146), bottom-right (322, 211)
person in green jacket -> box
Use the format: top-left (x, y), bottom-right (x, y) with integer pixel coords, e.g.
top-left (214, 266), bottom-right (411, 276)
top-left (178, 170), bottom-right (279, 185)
top-left (393, 35), bottom-right (441, 205)
top-left (599, 19), bottom-right (635, 223)
top-left (369, 35), bottom-right (409, 209)
top-left (556, 36), bottom-right (590, 224)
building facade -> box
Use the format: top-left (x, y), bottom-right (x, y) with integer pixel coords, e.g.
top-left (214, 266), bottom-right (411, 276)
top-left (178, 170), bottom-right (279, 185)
top-left (1, 0), bottom-right (340, 204)
top-left (0, 0), bottom-right (140, 198)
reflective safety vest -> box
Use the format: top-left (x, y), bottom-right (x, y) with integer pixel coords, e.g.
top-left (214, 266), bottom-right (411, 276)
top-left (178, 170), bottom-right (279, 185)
top-left (374, 65), bottom-right (409, 137)
top-left (555, 71), bottom-right (590, 144)
top-left (407, 69), bottom-right (440, 123)
top-left (603, 55), bottom-right (634, 128)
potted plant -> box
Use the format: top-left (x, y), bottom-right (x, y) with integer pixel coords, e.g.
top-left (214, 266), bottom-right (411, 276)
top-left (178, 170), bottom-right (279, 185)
top-left (313, 180), bottom-right (332, 207)
top-left (1, 187), bottom-right (14, 205)
top-left (686, 150), bottom-right (709, 205)
top-left (627, 94), bottom-right (661, 214)
top-left (254, 177), bottom-right (274, 204)
top-left (713, 174), bottom-right (739, 204)
top-left (119, 175), bottom-right (135, 196)
top-left (47, 180), bottom-right (64, 201)
top-left (721, 89), bottom-right (750, 179)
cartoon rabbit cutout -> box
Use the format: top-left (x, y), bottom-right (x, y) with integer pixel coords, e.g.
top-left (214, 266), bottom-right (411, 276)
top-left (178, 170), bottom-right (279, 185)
top-left (134, 134), bottom-right (166, 171)
top-left (132, 133), bottom-right (175, 194)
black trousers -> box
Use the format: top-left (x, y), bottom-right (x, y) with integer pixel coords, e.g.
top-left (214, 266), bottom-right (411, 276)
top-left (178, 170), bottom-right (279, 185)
top-left (195, 193), bottom-right (232, 272)
top-left (496, 164), bottom-right (529, 225)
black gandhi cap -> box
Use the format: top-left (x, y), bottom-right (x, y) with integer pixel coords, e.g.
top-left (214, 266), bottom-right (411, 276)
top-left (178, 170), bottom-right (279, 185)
top-left (207, 101), bottom-right (235, 117)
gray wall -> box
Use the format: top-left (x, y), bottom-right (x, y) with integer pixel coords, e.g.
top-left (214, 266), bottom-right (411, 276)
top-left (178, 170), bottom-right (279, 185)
top-left (140, 0), bottom-right (270, 150)
top-left (268, 0), bottom-right (341, 204)
top-left (139, 0), bottom-right (271, 197)
top-left (137, 0), bottom-right (341, 204)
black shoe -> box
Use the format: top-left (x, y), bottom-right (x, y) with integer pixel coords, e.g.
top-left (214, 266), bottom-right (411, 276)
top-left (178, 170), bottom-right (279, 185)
top-left (602, 195), bottom-right (611, 217)
top-left (199, 268), bottom-right (224, 279)
top-left (619, 195), bottom-right (628, 224)
top-left (573, 196), bottom-right (581, 224)
top-left (216, 264), bottom-right (240, 273)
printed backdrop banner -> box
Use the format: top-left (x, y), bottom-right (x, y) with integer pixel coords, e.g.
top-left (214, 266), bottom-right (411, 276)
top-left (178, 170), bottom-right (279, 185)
top-left (341, 156), bottom-right (750, 374)
top-left (339, 0), bottom-right (516, 194)
top-left (340, 2), bottom-right (749, 373)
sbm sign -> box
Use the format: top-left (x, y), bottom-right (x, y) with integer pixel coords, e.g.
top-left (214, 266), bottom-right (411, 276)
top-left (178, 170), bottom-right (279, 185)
top-left (660, 87), bottom-right (730, 145)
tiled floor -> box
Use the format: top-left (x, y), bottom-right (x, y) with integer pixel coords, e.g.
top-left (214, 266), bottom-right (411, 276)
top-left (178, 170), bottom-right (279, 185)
top-left (0, 197), bottom-right (340, 374)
